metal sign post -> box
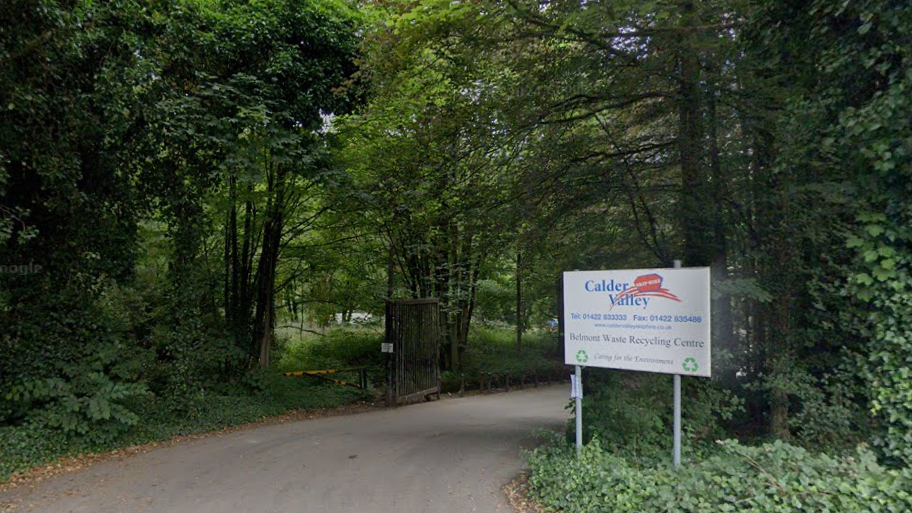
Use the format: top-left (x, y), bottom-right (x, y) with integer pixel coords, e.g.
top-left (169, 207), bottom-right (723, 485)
top-left (673, 260), bottom-right (682, 468)
top-left (574, 365), bottom-right (583, 455)
top-left (674, 373), bottom-right (681, 467)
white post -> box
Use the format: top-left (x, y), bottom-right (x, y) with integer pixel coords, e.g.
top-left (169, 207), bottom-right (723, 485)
top-left (673, 259), bottom-right (682, 468)
top-left (575, 364), bottom-right (583, 456)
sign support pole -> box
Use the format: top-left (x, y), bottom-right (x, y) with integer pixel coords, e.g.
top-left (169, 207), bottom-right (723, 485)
top-left (673, 259), bottom-right (682, 468)
top-left (575, 365), bottom-right (583, 456)
top-left (673, 374), bottom-right (681, 467)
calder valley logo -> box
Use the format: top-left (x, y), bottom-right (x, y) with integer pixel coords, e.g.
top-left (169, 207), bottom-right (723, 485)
top-left (585, 273), bottom-right (682, 310)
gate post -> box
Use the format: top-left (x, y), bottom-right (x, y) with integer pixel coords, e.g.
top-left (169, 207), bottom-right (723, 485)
top-left (385, 300), bottom-right (396, 406)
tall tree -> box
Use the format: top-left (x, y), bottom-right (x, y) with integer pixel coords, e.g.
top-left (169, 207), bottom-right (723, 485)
top-left (145, 0), bottom-right (362, 367)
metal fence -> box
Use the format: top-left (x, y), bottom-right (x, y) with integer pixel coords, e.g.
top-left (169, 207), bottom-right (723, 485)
top-left (386, 299), bottom-right (440, 405)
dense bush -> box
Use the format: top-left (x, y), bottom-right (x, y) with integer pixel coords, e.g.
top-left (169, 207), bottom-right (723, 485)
top-left (527, 436), bottom-right (912, 513)
top-left (1, 297), bottom-right (153, 443)
top-left (571, 371), bottom-right (743, 459)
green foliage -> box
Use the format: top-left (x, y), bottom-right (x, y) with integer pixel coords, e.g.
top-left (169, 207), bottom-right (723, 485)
top-left (130, 375), bottom-right (368, 439)
top-left (572, 372), bottom-right (743, 461)
top-left (276, 326), bottom-right (564, 394)
top-left (752, 0), bottom-right (912, 464)
top-left (455, 326), bottom-right (565, 386)
top-left (1, 0), bottom-right (160, 430)
top-left (0, 287), bottom-right (155, 431)
top-left (6, 374), bottom-right (148, 445)
top-left (275, 328), bottom-right (385, 372)
top-left (0, 373), bottom-right (368, 484)
top-left (757, 360), bottom-right (871, 452)
top-left (3, 0), bottom-right (912, 496)
top-left (855, 215), bottom-right (912, 466)
top-left (0, 425), bottom-right (71, 484)
top-left (335, 0), bottom-right (528, 369)
top-left (1, 0), bottom-right (364, 444)
top-left (527, 437), bottom-right (912, 513)
top-left (474, 279), bottom-right (517, 323)
top-left (575, 378), bottom-right (668, 460)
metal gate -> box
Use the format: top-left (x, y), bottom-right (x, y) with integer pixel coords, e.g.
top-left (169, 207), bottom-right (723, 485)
top-left (386, 299), bottom-right (440, 405)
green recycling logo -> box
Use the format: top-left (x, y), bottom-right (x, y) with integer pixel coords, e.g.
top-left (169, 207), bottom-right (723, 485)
top-left (682, 357), bottom-right (699, 373)
top-left (575, 350), bottom-right (589, 364)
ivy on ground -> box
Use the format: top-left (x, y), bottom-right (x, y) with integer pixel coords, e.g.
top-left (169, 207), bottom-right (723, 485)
top-left (527, 437), bottom-right (912, 513)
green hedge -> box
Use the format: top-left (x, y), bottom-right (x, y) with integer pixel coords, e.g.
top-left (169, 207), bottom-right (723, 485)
top-left (527, 436), bottom-right (912, 513)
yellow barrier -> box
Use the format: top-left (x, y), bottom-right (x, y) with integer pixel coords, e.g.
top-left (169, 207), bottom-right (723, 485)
top-left (284, 367), bottom-right (368, 389)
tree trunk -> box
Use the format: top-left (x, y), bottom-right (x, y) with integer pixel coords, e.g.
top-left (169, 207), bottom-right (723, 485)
top-left (229, 177), bottom-right (240, 327)
top-left (557, 274), bottom-right (565, 358)
top-left (516, 245), bottom-right (523, 356)
top-left (224, 175), bottom-right (243, 340)
top-left (770, 387), bottom-right (790, 439)
top-left (237, 186), bottom-right (256, 352)
top-left (254, 163), bottom-right (285, 369)
top-left (387, 235), bottom-right (395, 299)
top-left (455, 252), bottom-right (482, 371)
top-left (707, 81), bottom-right (734, 383)
top-left (751, 119), bottom-right (792, 439)
top-left (678, 1), bottom-right (710, 267)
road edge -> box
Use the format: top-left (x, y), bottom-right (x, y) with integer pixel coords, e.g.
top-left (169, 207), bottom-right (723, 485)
top-left (0, 400), bottom-right (385, 502)
top-left (503, 472), bottom-right (557, 513)
top-left (1, 383), bottom-right (570, 503)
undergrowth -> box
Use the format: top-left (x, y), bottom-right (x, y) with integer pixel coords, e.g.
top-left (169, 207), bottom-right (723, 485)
top-left (442, 325), bottom-right (567, 391)
top-left (527, 434), bottom-right (912, 513)
top-left (0, 375), bottom-right (368, 484)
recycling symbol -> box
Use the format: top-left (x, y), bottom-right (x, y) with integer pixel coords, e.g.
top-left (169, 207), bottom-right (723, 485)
top-left (575, 350), bottom-right (589, 364)
top-left (682, 358), bottom-right (699, 373)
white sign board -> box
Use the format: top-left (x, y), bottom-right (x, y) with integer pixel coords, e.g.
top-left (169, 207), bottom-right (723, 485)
top-left (563, 267), bottom-right (711, 377)
top-left (381, 343), bottom-right (394, 353)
